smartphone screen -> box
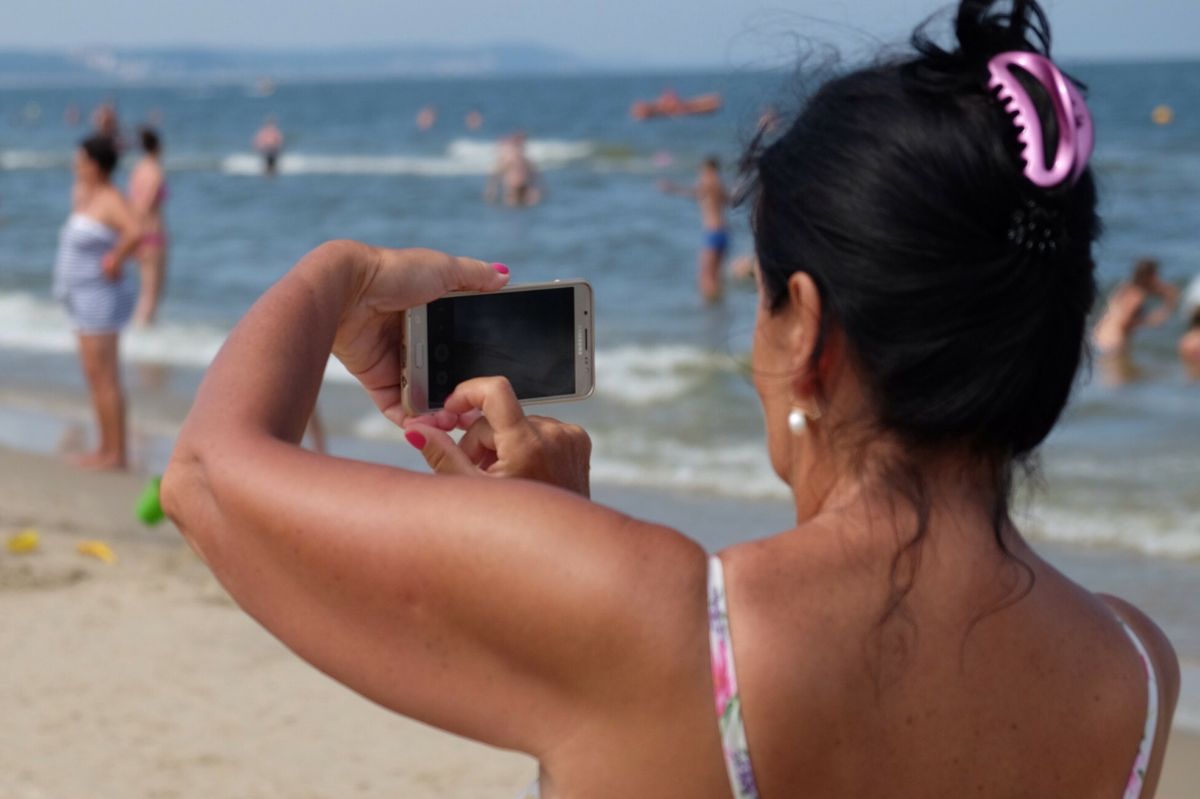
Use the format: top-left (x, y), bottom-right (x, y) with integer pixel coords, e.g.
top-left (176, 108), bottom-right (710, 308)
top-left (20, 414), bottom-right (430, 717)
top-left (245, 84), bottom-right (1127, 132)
top-left (425, 286), bottom-right (577, 407)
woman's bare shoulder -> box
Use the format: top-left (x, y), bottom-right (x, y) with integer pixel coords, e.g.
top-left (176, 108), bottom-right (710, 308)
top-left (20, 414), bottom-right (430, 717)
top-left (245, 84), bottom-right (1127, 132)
top-left (1098, 593), bottom-right (1181, 700)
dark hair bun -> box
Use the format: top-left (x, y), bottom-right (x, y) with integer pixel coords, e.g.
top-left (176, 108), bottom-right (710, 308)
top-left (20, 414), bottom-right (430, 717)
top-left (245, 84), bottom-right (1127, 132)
top-left (743, 0), bottom-right (1099, 464)
top-left (80, 134), bottom-right (119, 177)
top-left (139, 126), bottom-right (161, 154)
top-left (909, 0), bottom-right (1054, 88)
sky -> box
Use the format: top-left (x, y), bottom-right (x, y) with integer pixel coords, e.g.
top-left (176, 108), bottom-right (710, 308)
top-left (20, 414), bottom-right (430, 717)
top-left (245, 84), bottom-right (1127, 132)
top-left (1, 0), bottom-right (1197, 67)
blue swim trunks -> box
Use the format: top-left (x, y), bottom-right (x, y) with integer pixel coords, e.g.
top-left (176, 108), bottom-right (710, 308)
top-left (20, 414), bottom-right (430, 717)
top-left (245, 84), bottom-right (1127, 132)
top-left (704, 228), bottom-right (729, 254)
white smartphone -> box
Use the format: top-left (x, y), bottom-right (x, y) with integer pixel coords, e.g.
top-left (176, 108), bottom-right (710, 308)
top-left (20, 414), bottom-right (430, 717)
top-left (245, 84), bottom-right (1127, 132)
top-left (402, 279), bottom-right (595, 413)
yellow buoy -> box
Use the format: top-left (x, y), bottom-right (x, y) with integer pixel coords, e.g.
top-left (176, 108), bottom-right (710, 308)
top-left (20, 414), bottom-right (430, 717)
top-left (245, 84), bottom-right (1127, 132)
top-left (1152, 105), bottom-right (1174, 126)
top-left (6, 529), bottom-right (40, 554)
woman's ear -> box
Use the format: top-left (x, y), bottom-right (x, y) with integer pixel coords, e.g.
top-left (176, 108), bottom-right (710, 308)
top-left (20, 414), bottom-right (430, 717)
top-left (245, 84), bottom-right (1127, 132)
top-left (785, 271), bottom-right (824, 397)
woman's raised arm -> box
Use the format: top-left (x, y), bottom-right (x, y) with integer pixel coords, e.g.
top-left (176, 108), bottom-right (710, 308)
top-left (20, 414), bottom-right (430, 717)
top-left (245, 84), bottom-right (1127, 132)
top-left (161, 241), bottom-right (709, 756)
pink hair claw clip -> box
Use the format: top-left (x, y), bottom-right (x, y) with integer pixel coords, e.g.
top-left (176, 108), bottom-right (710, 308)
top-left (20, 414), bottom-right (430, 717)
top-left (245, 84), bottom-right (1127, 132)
top-left (987, 51), bottom-right (1094, 189)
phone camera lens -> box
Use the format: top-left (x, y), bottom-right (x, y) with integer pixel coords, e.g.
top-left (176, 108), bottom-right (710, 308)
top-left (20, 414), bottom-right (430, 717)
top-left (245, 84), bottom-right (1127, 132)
top-left (435, 371), bottom-right (449, 386)
top-left (434, 343), bottom-right (450, 363)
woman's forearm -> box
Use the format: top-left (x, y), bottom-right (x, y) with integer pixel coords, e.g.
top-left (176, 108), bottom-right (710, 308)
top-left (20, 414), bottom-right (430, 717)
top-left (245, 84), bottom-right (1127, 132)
top-left (111, 232), bottom-right (142, 267)
top-left (176, 239), bottom-right (368, 452)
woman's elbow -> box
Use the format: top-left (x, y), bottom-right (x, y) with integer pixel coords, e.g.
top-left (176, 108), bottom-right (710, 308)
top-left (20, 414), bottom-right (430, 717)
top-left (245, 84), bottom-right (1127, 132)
top-left (160, 447), bottom-right (217, 560)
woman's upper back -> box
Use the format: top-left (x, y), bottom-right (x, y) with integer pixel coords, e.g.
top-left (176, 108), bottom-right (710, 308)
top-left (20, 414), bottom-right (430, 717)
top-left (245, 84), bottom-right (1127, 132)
top-left (713, 523), bottom-right (1178, 799)
top-left (130, 157), bottom-right (166, 213)
top-left (72, 182), bottom-right (128, 228)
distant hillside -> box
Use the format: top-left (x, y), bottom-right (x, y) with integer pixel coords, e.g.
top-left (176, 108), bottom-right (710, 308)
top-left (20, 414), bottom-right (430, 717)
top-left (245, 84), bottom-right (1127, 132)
top-left (0, 44), bottom-right (598, 85)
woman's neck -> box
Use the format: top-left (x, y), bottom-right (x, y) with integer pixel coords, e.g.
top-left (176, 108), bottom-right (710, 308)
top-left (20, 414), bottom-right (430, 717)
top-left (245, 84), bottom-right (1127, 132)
top-left (793, 442), bottom-right (1013, 549)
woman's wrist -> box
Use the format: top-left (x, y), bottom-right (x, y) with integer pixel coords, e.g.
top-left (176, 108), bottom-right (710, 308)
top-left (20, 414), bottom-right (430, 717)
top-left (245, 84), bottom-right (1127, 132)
top-left (294, 239), bottom-right (380, 319)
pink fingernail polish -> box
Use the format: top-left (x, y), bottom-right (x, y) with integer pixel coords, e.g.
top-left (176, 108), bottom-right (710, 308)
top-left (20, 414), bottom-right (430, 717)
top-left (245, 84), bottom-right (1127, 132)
top-left (492, 263), bottom-right (509, 275)
top-left (405, 430), bottom-right (426, 449)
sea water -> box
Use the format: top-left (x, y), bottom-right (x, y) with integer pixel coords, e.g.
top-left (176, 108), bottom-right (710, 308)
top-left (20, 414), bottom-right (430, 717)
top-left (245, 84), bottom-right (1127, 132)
top-left (0, 67), bottom-right (1197, 717)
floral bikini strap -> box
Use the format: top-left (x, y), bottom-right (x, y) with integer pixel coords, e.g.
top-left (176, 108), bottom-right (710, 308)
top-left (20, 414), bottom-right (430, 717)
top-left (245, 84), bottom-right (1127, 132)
top-left (708, 555), bottom-right (762, 799)
top-left (1118, 619), bottom-right (1159, 799)
top-left (707, 557), bottom-right (1157, 799)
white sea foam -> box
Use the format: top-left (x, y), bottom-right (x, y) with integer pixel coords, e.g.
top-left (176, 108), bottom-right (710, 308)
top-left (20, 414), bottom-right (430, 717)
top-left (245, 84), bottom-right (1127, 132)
top-left (1021, 503), bottom-right (1200, 560)
top-left (588, 433), bottom-right (789, 500)
top-left (1184, 274), bottom-right (1200, 316)
top-left (445, 137), bottom-right (596, 166)
top-left (595, 344), bottom-right (736, 405)
top-left (351, 411), bottom-right (790, 500)
top-left (0, 149), bottom-right (70, 170)
top-left (220, 152), bottom-right (490, 177)
top-left (0, 291), bottom-right (356, 382)
top-left (220, 137), bottom-right (596, 177)
top-left (1, 138), bottom-right (600, 177)
top-left (3, 288), bottom-right (1197, 562)
top-left (3, 137), bottom-right (617, 181)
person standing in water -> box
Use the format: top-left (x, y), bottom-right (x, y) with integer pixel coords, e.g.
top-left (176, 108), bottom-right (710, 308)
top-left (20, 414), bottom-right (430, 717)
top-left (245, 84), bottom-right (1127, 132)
top-left (659, 156), bottom-right (730, 302)
top-left (416, 105), bottom-right (437, 132)
top-left (53, 136), bottom-right (141, 470)
top-left (130, 127), bottom-right (169, 326)
top-left (91, 100), bottom-right (121, 145)
top-left (1092, 258), bottom-right (1179, 354)
top-left (254, 117), bottom-right (284, 177)
top-left (485, 131), bottom-right (542, 207)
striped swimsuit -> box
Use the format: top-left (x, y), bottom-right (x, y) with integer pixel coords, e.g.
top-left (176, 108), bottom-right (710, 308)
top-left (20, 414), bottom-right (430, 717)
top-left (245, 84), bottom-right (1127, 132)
top-left (53, 213), bottom-right (135, 334)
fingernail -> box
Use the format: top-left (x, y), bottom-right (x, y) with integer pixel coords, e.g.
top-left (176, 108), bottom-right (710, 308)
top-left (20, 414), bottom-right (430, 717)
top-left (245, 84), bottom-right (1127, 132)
top-left (405, 430), bottom-right (426, 449)
top-left (492, 263), bottom-right (509, 275)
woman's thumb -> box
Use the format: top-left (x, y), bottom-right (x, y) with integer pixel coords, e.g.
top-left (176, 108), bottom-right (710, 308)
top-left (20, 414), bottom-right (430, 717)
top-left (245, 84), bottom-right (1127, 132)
top-left (404, 422), bottom-right (477, 476)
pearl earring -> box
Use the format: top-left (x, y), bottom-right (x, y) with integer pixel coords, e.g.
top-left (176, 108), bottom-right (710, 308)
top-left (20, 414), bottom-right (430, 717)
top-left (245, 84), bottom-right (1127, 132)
top-left (787, 407), bottom-right (807, 435)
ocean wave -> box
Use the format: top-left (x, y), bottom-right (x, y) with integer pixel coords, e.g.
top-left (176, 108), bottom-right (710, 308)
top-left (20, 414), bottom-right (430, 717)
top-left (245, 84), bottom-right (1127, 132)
top-left (219, 152), bottom-right (487, 177)
top-left (222, 138), bottom-right (597, 176)
top-left (446, 137), bottom-right (596, 165)
top-left (588, 433), bottom-right (788, 499)
top-left (0, 149), bottom-right (71, 170)
top-left (595, 344), bottom-right (738, 404)
top-left (0, 291), bottom-right (356, 382)
top-left (0, 293), bottom-right (742, 399)
top-left (1021, 504), bottom-right (1200, 560)
top-left (352, 412), bottom-right (790, 500)
top-left (0, 137), bottom-right (602, 177)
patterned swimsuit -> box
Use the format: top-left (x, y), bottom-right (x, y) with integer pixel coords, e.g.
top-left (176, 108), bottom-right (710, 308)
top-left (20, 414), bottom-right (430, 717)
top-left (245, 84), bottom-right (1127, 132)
top-left (517, 557), bottom-right (1160, 798)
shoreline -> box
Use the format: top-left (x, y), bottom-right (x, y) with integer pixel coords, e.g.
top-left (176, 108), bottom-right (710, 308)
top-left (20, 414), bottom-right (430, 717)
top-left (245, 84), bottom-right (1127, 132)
top-left (0, 445), bottom-right (1196, 797)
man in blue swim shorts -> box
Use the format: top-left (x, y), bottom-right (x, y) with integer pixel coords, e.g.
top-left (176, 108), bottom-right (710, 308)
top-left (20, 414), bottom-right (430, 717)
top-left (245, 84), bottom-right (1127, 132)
top-left (660, 156), bottom-right (730, 302)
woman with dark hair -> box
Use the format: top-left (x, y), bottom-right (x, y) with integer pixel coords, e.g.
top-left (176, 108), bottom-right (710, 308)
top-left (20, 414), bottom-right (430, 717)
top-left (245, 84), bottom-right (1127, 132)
top-left (162, 2), bottom-right (1178, 796)
top-left (53, 135), bottom-right (140, 469)
top-left (130, 126), bottom-right (169, 326)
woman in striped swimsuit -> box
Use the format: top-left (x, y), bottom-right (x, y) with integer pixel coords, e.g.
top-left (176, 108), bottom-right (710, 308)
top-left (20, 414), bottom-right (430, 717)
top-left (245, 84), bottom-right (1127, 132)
top-left (53, 135), bottom-right (141, 470)
top-left (162, 1), bottom-right (1180, 796)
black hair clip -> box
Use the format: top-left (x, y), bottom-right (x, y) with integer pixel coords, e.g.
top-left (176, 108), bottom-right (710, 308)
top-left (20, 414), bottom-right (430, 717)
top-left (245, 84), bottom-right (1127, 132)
top-left (1007, 198), bottom-right (1064, 256)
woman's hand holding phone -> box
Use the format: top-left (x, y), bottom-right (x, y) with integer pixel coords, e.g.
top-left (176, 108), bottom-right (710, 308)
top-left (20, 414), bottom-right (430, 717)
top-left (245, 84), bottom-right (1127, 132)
top-left (326, 247), bottom-right (509, 426)
top-left (403, 376), bottom-right (592, 498)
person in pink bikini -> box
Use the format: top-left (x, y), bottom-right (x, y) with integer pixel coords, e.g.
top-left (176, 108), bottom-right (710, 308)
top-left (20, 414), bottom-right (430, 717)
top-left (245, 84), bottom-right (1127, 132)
top-left (254, 117), bottom-right (284, 176)
top-left (161, 2), bottom-right (1179, 796)
top-left (130, 127), bottom-right (169, 326)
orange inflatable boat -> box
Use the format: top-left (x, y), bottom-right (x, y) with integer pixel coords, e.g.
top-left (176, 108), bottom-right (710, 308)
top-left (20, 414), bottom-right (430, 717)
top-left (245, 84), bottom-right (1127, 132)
top-left (631, 91), bottom-right (723, 120)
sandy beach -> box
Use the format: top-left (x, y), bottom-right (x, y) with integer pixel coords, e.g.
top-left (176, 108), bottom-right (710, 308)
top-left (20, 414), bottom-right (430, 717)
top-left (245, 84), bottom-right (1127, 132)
top-left (0, 447), bottom-right (533, 799)
top-left (0, 446), bottom-right (1195, 798)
